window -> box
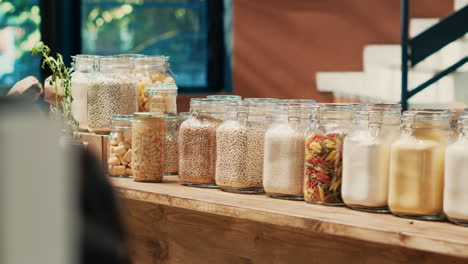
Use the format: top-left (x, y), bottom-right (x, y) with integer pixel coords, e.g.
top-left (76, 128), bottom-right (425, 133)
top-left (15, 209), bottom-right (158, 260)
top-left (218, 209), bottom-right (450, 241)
top-left (0, 0), bottom-right (41, 93)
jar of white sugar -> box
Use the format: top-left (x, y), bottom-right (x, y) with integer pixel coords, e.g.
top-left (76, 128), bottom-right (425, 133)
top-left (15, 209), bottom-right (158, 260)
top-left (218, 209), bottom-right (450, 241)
top-left (263, 101), bottom-right (318, 200)
top-left (71, 55), bottom-right (99, 132)
top-left (304, 103), bottom-right (353, 206)
top-left (108, 115), bottom-right (133, 178)
top-left (342, 104), bottom-right (401, 213)
top-left (389, 109), bottom-right (454, 221)
top-left (179, 98), bottom-right (225, 188)
top-left (444, 110), bottom-right (468, 226)
top-left (88, 56), bottom-right (138, 134)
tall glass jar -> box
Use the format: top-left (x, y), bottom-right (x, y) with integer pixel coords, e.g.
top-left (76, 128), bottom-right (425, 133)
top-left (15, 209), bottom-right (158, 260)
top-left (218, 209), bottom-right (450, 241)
top-left (179, 98), bottom-right (225, 188)
top-left (342, 104), bottom-right (401, 212)
top-left (145, 83), bottom-right (178, 115)
top-left (207, 95), bottom-right (241, 101)
top-left (389, 109), bottom-right (454, 220)
top-left (88, 56), bottom-right (138, 134)
top-left (444, 111), bottom-right (468, 226)
top-left (134, 56), bottom-right (175, 111)
top-left (164, 115), bottom-right (179, 175)
top-left (244, 98), bottom-right (279, 122)
top-left (71, 55), bottom-right (99, 132)
top-left (108, 115), bottom-right (133, 178)
top-left (132, 112), bottom-right (166, 182)
top-left (304, 103), bottom-right (353, 206)
top-left (263, 102), bottom-right (318, 200)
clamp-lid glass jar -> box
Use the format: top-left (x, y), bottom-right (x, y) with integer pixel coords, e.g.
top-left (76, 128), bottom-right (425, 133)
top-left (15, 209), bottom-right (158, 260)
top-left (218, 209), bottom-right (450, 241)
top-left (389, 109), bottom-right (454, 220)
top-left (342, 104), bottom-right (401, 212)
top-left (207, 95), bottom-right (241, 101)
top-left (132, 112), bottom-right (166, 182)
top-left (304, 103), bottom-right (354, 206)
top-left (108, 115), bottom-right (133, 178)
top-left (179, 98), bottom-right (225, 188)
top-left (263, 101), bottom-right (318, 200)
top-left (145, 83), bottom-right (178, 115)
top-left (88, 56), bottom-right (138, 134)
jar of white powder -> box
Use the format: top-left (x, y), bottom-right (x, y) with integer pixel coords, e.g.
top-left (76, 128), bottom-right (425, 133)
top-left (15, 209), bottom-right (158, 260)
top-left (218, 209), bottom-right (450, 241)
top-left (389, 109), bottom-right (454, 221)
top-left (342, 104), bottom-right (401, 213)
top-left (87, 56), bottom-right (138, 134)
top-left (263, 101), bottom-right (317, 200)
top-left (444, 110), bottom-right (468, 226)
top-left (71, 55), bottom-right (99, 132)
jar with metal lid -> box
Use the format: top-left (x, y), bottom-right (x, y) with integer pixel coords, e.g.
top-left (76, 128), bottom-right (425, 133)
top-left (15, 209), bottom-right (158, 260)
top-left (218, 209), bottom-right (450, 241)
top-left (145, 83), bottom-right (178, 115)
top-left (134, 55), bottom-right (175, 111)
top-left (263, 101), bottom-right (318, 200)
top-left (389, 109), bottom-right (454, 220)
top-left (207, 95), bottom-right (241, 101)
top-left (88, 56), bottom-right (138, 134)
top-left (342, 104), bottom-right (401, 212)
top-left (132, 112), bottom-right (166, 182)
top-left (164, 115), bottom-right (179, 175)
top-left (304, 103), bottom-right (354, 205)
top-left (107, 115), bottom-right (133, 178)
top-left (445, 110), bottom-right (468, 226)
top-left (71, 55), bottom-right (99, 132)
top-left (179, 98), bottom-right (225, 187)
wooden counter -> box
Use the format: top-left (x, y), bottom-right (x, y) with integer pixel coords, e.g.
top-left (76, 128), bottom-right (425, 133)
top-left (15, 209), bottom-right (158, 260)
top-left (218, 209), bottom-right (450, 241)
top-left (113, 176), bottom-right (468, 264)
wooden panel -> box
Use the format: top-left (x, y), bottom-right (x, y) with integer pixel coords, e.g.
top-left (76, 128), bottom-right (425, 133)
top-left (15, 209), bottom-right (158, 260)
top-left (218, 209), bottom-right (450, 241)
top-left (120, 198), bottom-right (468, 264)
top-left (112, 177), bottom-right (468, 259)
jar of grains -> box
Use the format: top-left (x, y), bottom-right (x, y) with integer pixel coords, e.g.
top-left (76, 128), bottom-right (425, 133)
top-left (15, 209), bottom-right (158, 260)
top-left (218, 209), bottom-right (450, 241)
top-left (207, 95), bottom-right (242, 101)
top-left (88, 56), bottom-right (138, 134)
top-left (179, 98), bottom-right (225, 188)
top-left (304, 103), bottom-right (353, 206)
top-left (145, 83), bottom-right (178, 115)
top-left (263, 101), bottom-right (318, 200)
top-left (164, 115), bottom-right (179, 175)
top-left (71, 54), bottom-right (99, 131)
top-left (342, 104), bottom-right (401, 212)
top-left (108, 115), bottom-right (133, 178)
top-left (444, 110), bottom-right (468, 226)
top-left (244, 98), bottom-right (279, 123)
top-left (389, 109), bottom-right (454, 220)
top-left (134, 55), bottom-right (175, 111)
top-left (132, 112), bottom-right (166, 182)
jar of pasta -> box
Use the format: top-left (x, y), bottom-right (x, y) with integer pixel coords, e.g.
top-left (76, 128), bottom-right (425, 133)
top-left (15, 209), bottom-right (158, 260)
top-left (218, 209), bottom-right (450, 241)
top-left (304, 103), bottom-right (353, 206)
top-left (132, 112), bottom-right (166, 182)
top-left (145, 83), bottom-right (178, 115)
top-left (389, 109), bottom-right (454, 220)
top-left (108, 115), bottom-right (133, 178)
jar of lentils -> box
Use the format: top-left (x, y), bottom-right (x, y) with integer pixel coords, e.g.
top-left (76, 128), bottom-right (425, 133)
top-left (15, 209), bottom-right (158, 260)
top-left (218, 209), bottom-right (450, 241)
top-left (88, 56), bottom-right (138, 134)
top-left (108, 115), bottom-right (133, 178)
top-left (179, 98), bottom-right (225, 188)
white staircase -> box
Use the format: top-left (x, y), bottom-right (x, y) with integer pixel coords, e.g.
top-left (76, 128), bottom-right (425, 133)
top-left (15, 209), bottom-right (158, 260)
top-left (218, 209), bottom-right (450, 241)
top-left (317, 1), bottom-right (468, 108)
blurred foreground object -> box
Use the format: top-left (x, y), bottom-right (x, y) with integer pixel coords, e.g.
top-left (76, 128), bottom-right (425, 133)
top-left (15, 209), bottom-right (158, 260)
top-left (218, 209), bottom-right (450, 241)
top-left (7, 76), bottom-right (44, 101)
top-left (44, 75), bottom-right (64, 105)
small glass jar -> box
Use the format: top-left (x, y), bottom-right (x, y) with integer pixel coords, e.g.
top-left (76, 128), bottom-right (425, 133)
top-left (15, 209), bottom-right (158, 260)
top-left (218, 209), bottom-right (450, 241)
top-left (134, 56), bottom-right (175, 111)
top-left (389, 109), bottom-right (454, 220)
top-left (207, 95), bottom-right (241, 101)
top-left (304, 103), bottom-right (353, 206)
top-left (263, 101), bottom-right (318, 200)
top-left (179, 98), bottom-right (225, 188)
top-left (132, 112), bottom-right (166, 182)
top-left (145, 83), bottom-right (178, 115)
top-left (444, 111), bottom-right (468, 226)
top-left (88, 56), bottom-right (138, 134)
top-left (71, 55), bottom-right (99, 132)
top-left (164, 115), bottom-right (179, 175)
top-left (108, 115), bottom-right (133, 178)
top-left (342, 104), bottom-right (401, 212)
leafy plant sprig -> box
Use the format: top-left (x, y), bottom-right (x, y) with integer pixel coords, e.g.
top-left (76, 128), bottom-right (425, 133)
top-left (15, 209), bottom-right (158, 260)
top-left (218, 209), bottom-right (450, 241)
top-left (31, 42), bottom-right (78, 137)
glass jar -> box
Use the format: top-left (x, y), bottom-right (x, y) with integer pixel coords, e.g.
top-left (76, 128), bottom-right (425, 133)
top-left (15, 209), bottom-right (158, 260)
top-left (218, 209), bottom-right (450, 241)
top-left (88, 56), bottom-right (138, 134)
top-left (132, 112), bottom-right (166, 182)
top-left (207, 95), bottom-right (241, 101)
top-left (179, 98), bottom-right (225, 188)
top-left (389, 109), bottom-right (454, 220)
top-left (244, 98), bottom-right (279, 122)
top-left (263, 102), bottom-right (318, 200)
top-left (179, 112), bottom-right (191, 122)
top-left (164, 115), bottom-right (179, 175)
top-left (444, 111), bottom-right (468, 226)
top-left (304, 103), bottom-right (353, 206)
top-left (342, 104), bottom-right (401, 212)
top-left (134, 56), bottom-right (174, 111)
top-left (107, 115), bottom-right (133, 178)
top-left (145, 83), bottom-right (178, 115)
top-left (71, 55), bottom-right (99, 132)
